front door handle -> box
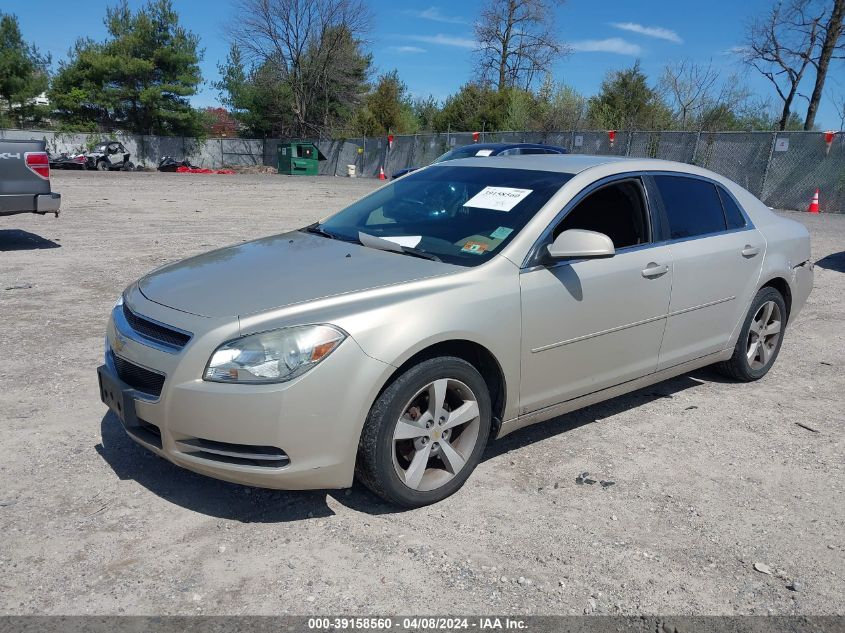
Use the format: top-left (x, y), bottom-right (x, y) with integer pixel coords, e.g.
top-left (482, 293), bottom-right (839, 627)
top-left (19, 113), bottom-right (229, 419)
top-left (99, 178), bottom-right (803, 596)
top-left (741, 244), bottom-right (761, 258)
top-left (642, 262), bottom-right (669, 278)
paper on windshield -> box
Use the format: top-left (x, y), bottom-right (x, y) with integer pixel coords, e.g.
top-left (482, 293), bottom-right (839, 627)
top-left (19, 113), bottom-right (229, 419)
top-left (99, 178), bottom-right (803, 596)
top-left (474, 149), bottom-right (494, 157)
top-left (380, 235), bottom-right (422, 248)
top-left (463, 187), bottom-right (533, 212)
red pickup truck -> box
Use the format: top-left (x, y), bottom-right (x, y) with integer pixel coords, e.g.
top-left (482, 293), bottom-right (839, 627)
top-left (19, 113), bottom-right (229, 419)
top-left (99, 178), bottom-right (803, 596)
top-left (0, 139), bottom-right (61, 217)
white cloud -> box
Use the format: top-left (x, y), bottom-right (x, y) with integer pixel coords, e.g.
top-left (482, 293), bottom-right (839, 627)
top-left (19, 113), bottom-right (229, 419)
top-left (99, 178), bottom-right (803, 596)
top-left (406, 7), bottom-right (467, 24)
top-left (570, 38), bottom-right (643, 56)
top-left (610, 22), bottom-right (683, 44)
top-left (388, 45), bottom-right (427, 54)
top-left (405, 34), bottom-right (477, 49)
top-left (722, 45), bottom-right (750, 56)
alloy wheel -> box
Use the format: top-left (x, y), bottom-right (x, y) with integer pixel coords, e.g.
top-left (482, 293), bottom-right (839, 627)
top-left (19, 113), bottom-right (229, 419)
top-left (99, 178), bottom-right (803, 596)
top-left (391, 378), bottom-right (481, 492)
top-left (746, 300), bottom-right (782, 370)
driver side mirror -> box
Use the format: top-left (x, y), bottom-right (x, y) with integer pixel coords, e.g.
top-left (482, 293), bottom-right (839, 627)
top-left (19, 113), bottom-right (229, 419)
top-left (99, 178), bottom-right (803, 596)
top-left (547, 229), bottom-right (615, 260)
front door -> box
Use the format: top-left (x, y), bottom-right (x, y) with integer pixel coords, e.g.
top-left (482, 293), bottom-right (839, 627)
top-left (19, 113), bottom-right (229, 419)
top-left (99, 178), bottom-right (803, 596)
top-left (519, 177), bottom-right (673, 415)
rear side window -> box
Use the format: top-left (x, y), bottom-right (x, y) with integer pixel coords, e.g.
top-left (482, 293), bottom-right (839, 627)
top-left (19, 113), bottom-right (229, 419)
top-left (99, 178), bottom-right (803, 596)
top-left (717, 187), bottom-right (747, 229)
top-left (654, 176), bottom-right (727, 239)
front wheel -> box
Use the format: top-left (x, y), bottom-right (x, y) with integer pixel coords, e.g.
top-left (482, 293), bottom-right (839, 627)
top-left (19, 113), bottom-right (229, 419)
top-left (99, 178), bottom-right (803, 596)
top-left (356, 357), bottom-right (492, 507)
top-left (96, 160), bottom-right (109, 171)
top-left (717, 287), bottom-right (787, 381)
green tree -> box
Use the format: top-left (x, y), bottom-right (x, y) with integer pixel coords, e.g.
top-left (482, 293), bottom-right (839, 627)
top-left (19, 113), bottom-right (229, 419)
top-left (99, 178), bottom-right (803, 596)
top-left (433, 82), bottom-right (510, 132)
top-left (215, 45), bottom-right (294, 137)
top-left (0, 12), bottom-right (50, 127)
top-left (587, 61), bottom-right (672, 130)
top-left (355, 70), bottom-right (418, 135)
top-left (50, 0), bottom-right (203, 135)
top-left (413, 95), bottom-right (440, 132)
top-left (535, 75), bottom-right (586, 131)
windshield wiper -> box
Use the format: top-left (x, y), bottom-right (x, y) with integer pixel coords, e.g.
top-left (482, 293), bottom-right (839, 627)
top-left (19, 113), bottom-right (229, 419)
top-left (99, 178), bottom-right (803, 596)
top-left (303, 223), bottom-right (347, 241)
top-left (357, 231), bottom-right (441, 262)
top-left (396, 247), bottom-right (442, 262)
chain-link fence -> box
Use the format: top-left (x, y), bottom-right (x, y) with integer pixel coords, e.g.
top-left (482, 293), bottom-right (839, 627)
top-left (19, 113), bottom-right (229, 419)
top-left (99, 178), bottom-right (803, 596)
top-left (3, 127), bottom-right (842, 212)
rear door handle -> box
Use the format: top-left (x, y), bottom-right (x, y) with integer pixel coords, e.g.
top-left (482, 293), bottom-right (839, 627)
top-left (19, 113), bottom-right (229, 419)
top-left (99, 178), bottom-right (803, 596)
top-left (641, 262), bottom-right (669, 278)
top-left (741, 244), bottom-right (761, 258)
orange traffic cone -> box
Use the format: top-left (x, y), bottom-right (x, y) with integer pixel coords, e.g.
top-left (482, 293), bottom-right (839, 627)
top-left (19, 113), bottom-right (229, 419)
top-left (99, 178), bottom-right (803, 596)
top-left (807, 189), bottom-right (820, 213)
top-left (378, 166), bottom-right (386, 180)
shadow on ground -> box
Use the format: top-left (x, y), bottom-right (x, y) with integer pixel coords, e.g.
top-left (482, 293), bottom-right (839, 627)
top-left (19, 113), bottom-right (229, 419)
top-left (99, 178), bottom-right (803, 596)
top-left (816, 251), bottom-right (845, 272)
top-left (0, 229), bottom-right (61, 251)
top-left (96, 373), bottom-right (709, 520)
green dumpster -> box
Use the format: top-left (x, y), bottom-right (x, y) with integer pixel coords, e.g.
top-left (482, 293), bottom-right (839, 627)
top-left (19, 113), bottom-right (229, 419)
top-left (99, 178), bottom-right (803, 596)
top-left (277, 141), bottom-right (326, 176)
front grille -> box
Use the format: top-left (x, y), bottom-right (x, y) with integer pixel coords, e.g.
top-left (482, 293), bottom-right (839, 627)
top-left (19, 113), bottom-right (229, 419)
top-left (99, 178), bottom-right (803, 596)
top-left (175, 437), bottom-right (290, 468)
top-left (112, 353), bottom-right (165, 397)
top-left (123, 303), bottom-right (191, 349)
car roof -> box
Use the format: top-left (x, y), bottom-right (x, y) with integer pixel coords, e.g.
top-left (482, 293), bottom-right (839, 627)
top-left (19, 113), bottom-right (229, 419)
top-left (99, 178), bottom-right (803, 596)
top-left (453, 142), bottom-right (566, 152)
top-left (441, 153), bottom-right (632, 173)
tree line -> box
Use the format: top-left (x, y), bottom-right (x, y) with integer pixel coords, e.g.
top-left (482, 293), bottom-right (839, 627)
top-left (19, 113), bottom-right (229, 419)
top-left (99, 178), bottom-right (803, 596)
top-left (1, 0), bottom-right (843, 139)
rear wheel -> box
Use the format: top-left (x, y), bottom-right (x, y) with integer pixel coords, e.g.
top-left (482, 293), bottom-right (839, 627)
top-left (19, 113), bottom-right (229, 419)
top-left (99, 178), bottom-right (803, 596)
top-left (96, 160), bottom-right (109, 171)
top-left (717, 287), bottom-right (787, 381)
top-left (356, 357), bottom-right (491, 507)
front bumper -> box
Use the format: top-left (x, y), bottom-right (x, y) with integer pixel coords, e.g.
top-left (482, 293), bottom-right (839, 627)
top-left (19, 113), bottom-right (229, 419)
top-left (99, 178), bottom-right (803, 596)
top-left (99, 293), bottom-right (393, 489)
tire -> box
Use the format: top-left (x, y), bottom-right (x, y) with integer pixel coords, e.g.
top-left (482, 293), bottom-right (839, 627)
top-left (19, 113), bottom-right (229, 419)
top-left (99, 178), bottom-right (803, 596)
top-left (96, 160), bottom-right (109, 171)
top-left (123, 161), bottom-right (135, 172)
top-left (717, 287), bottom-right (787, 381)
top-left (356, 356), bottom-right (492, 507)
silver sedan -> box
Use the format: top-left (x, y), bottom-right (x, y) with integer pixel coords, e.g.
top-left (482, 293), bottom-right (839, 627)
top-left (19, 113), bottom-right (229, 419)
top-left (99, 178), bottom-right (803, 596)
top-left (97, 155), bottom-right (813, 507)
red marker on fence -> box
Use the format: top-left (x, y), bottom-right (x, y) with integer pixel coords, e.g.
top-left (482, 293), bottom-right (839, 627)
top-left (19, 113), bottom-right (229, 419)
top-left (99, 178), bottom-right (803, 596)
top-left (472, 131), bottom-right (480, 143)
top-left (824, 131), bottom-right (835, 155)
top-left (388, 134), bottom-right (394, 151)
top-left (608, 130), bottom-right (616, 148)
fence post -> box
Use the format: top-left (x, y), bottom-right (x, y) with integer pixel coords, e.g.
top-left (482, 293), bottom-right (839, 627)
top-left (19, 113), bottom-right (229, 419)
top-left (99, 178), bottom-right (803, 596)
top-left (625, 131), bottom-right (633, 156)
top-left (759, 131), bottom-right (778, 201)
top-left (691, 130), bottom-right (702, 164)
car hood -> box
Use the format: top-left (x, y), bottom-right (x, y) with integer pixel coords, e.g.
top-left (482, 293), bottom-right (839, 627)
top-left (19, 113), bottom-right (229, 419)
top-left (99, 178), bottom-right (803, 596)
top-left (138, 230), bottom-right (459, 318)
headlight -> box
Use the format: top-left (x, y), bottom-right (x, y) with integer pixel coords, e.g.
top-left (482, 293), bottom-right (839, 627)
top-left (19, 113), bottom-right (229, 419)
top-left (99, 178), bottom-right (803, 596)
top-left (204, 324), bottom-right (346, 384)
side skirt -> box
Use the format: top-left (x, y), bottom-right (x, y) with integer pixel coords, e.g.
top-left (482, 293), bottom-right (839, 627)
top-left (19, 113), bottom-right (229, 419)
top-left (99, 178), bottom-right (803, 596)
top-left (496, 350), bottom-right (730, 439)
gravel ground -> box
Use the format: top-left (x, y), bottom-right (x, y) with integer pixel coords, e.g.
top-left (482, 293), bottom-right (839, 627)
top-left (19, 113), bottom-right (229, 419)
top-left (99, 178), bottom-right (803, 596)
top-left (0, 171), bottom-right (842, 616)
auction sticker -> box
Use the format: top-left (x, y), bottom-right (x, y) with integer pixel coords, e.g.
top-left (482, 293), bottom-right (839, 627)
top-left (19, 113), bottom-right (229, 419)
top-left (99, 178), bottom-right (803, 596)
top-left (463, 187), bottom-right (532, 212)
top-left (461, 241), bottom-right (489, 254)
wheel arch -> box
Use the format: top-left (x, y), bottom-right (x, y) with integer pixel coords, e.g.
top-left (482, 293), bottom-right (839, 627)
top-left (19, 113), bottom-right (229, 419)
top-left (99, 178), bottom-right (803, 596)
top-left (374, 339), bottom-right (508, 437)
top-left (759, 276), bottom-right (792, 321)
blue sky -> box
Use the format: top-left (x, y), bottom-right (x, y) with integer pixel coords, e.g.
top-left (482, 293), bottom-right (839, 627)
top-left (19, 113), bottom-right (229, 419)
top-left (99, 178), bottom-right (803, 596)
top-left (6, 0), bottom-right (844, 129)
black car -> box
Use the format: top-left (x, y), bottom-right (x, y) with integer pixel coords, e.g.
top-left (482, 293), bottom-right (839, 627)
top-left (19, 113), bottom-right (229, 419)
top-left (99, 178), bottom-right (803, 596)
top-left (391, 142), bottom-right (568, 179)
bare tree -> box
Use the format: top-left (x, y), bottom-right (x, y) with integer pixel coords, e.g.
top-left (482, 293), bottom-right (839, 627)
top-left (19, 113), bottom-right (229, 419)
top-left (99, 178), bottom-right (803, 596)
top-left (231, 0), bottom-right (372, 136)
top-left (474, 0), bottom-right (568, 91)
top-left (831, 88), bottom-right (845, 129)
top-left (659, 59), bottom-right (719, 129)
top-left (804, 0), bottom-right (844, 129)
top-left (744, 0), bottom-right (824, 129)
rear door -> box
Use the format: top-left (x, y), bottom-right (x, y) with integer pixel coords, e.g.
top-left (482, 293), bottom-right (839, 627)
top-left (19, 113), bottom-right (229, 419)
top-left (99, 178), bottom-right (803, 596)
top-left (652, 174), bottom-right (764, 370)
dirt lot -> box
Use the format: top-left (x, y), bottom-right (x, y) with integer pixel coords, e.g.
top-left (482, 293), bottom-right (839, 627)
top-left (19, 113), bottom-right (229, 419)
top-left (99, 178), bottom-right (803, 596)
top-left (0, 171), bottom-right (842, 616)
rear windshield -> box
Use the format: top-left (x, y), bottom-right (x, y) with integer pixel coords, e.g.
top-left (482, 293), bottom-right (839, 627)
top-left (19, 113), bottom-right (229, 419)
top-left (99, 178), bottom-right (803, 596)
top-left (318, 166), bottom-right (571, 266)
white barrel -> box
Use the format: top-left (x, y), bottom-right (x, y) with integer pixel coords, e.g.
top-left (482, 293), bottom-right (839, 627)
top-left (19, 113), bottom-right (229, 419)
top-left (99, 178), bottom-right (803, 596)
top-left (346, 164), bottom-right (357, 177)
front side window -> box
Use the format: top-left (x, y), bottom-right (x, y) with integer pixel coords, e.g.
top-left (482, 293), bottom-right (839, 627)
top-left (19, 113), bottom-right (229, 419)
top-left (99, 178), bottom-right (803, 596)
top-left (318, 166), bottom-right (572, 266)
top-left (553, 179), bottom-right (650, 250)
top-left (654, 175), bottom-right (727, 239)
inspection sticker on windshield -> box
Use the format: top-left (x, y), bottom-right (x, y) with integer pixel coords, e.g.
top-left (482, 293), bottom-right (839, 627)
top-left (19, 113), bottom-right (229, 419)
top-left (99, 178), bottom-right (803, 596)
top-left (461, 241), bottom-right (488, 255)
top-left (474, 149), bottom-right (494, 157)
top-left (490, 226), bottom-right (513, 240)
top-left (463, 187), bottom-right (532, 212)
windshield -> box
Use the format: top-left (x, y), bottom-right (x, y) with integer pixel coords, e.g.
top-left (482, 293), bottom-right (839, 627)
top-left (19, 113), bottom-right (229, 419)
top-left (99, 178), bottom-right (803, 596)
top-left (433, 146), bottom-right (497, 163)
top-left (316, 166), bottom-right (571, 266)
